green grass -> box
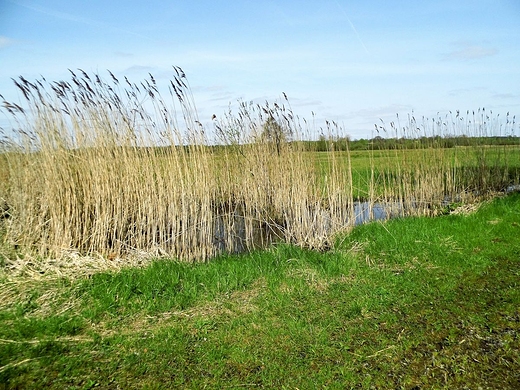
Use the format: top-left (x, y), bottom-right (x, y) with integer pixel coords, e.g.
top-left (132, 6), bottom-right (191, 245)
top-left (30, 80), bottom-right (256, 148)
top-left (1, 193), bottom-right (519, 389)
top-left (311, 146), bottom-right (520, 199)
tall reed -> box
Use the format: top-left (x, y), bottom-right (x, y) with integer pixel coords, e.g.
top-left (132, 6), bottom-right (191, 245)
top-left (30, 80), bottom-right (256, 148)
top-left (0, 69), bottom-right (518, 269)
top-left (0, 69), bottom-right (354, 264)
top-left (369, 110), bottom-right (519, 216)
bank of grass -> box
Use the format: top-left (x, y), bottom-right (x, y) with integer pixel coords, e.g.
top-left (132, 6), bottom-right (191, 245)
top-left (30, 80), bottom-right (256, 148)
top-left (1, 192), bottom-right (518, 389)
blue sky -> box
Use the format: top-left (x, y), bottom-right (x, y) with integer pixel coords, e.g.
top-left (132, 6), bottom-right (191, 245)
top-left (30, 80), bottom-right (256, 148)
top-left (1, 0), bottom-right (519, 139)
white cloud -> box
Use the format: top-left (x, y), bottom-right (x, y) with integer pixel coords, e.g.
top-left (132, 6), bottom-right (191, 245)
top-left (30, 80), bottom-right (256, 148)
top-left (448, 86), bottom-right (487, 96)
top-left (445, 43), bottom-right (498, 61)
top-left (0, 36), bottom-right (14, 48)
top-left (114, 51), bottom-right (134, 58)
top-left (492, 93), bottom-right (517, 100)
top-left (123, 65), bottom-right (155, 73)
top-left (351, 104), bottom-right (415, 120)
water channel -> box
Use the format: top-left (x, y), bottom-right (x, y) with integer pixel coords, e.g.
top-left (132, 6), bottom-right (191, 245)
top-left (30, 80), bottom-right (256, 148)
top-left (211, 184), bottom-right (520, 255)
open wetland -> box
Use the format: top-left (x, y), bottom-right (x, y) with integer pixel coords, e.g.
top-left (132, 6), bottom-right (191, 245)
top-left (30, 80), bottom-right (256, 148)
top-left (0, 70), bottom-right (519, 388)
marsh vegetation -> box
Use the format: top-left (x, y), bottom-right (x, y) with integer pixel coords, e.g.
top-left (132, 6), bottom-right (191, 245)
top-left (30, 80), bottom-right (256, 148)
top-left (1, 68), bottom-right (519, 389)
top-left (0, 193), bottom-right (519, 388)
top-left (0, 68), bottom-right (518, 270)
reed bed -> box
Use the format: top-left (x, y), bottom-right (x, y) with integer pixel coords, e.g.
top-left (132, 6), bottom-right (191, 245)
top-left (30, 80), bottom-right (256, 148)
top-left (369, 110), bottom-right (519, 215)
top-left (0, 68), bottom-right (518, 271)
top-left (0, 68), bottom-right (353, 267)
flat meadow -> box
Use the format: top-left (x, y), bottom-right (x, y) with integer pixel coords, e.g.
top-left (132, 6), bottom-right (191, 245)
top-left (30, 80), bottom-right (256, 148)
top-left (0, 69), bottom-right (519, 388)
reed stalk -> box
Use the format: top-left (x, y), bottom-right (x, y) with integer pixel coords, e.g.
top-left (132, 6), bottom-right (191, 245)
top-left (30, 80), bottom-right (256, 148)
top-left (0, 70), bottom-right (518, 270)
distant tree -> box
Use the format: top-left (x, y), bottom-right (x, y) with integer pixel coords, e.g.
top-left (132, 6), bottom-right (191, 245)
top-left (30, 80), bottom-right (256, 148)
top-left (316, 134), bottom-right (328, 151)
top-left (261, 115), bottom-right (288, 156)
top-left (335, 136), bottom-right (350, 151)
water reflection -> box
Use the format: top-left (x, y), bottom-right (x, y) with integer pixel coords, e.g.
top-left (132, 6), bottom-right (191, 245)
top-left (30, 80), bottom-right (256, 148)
top-left (353, 202), bottom-right (400, 225)
top-left (211, 201), bottom-right (402, 255)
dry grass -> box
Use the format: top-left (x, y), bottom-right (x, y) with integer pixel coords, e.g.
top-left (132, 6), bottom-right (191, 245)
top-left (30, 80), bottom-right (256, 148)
top-left (0, 68), bottom-right (354, 267)
top-left (0, 69), bottom-right (518, 273)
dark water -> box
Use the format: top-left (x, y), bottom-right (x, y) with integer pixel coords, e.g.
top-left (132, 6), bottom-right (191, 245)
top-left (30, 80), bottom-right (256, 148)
top-left (211, 201), bottom-right (401, 254)
top-left (211, 183), bottom-right (520, 255)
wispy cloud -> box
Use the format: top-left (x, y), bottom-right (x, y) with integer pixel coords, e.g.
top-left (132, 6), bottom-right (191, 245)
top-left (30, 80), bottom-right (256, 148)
top-left (448, 86), bottom-right (487, 96)
top-left (492, 93), bottom-right (517, 100)
top-left (10, 0), bottom-right (153, 41)
top-left (123, 65), bottom-right (155, 74)
top-left (352, 104), bottom-right (415, 120)
top-left (114, 51), bottom-right (134, 58)
top-left (445, 42), bottom-right (498, 61)
top-left (333, 0), bottom-right (369, 54)
top-left (0, 36), bottom-right (15, 48)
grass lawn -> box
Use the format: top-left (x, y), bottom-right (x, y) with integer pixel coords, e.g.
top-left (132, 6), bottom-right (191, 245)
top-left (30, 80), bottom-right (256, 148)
top-left (1, 193), bottom-right (519, 389)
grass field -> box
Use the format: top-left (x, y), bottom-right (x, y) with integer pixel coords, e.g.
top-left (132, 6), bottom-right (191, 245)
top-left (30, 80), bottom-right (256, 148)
top-left (1, 192), bottom-right (519, 389)
top-left (311, 146), bottom-right (520, 199)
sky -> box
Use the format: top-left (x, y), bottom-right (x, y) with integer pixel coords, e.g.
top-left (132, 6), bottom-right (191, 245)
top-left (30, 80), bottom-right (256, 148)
top-left (1, 0), bottom-right (519, 140)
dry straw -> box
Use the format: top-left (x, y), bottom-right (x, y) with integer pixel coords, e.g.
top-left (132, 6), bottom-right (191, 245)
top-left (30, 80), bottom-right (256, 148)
top-left (0, 68), bottom-right (518, 274)
top-left (0, 68), bottom-right (353, 267)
